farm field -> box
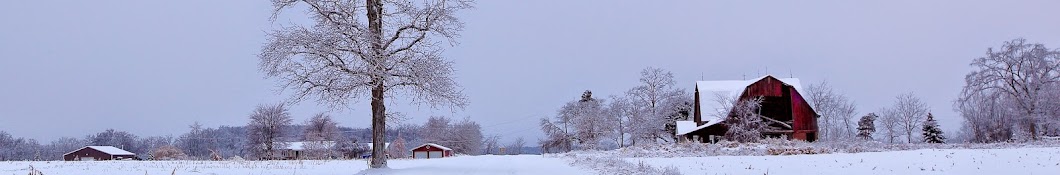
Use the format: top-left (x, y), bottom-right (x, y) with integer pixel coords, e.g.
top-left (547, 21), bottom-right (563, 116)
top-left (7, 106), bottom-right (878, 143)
top-left (3, 147), bottom-right (1059, 175)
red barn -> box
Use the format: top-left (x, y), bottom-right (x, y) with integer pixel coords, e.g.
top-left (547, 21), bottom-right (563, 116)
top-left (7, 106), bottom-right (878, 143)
top-left (410, 143), bottom-right (453, 159)
top-left (63, 146), bottom-right (137, 161)
top-left (676, 75), bottom-right (819, 142)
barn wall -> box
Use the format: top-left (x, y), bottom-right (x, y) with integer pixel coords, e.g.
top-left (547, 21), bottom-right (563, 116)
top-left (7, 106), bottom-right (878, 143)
top-left (63, 148), bottom-right (135, 161)
top-left (64, 148), bottom-right (104, 161)
top-left (789, 88), bottom-right (817, 131)
top-left (790, 88), bottom-right (819, 142)
top-left (743, 77), bottom-right (785, 97)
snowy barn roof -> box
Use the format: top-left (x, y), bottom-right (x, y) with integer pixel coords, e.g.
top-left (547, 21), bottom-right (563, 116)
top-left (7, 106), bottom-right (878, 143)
top-left (359, 142), bottom-right (391, 150)
top-left (675, 121), bottom-right (698, 136)
top-left (410, 143), bottom-right (453, 151)
top-left (64, 146), bottom-right (136, 156)
top-left (687, 75), bottom-right (810, 133)
top-left (281, 141), bottom-right (336, 151)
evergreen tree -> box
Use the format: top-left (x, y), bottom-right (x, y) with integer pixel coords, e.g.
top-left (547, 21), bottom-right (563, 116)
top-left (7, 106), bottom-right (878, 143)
top-left (857, 113), bottom-right (878, 141)
top-left (922, 113), bottom-right (946, 143)
top-left (388, 135), bottom-right (408, 159)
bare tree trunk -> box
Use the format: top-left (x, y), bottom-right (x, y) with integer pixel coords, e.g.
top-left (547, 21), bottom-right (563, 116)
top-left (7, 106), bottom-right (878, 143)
top-left (370, 83), bottom-right (387, 168)
top-left (618, 120), bottom-right (625, 147)
top-left (367, 0), bottom-right (387, 169)
top-left (906, 130), bottom-right (912, 143)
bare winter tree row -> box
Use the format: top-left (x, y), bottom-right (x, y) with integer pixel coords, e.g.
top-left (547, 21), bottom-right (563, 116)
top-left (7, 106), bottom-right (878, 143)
top-left (806, 81), bottom-right (859, 142)
top-left (539, 67), bottom-right (692, 153)
top-left (876, 93), bottom-right (931, 143)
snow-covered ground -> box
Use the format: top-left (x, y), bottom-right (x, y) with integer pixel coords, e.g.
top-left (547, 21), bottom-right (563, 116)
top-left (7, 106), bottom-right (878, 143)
top-left (3, 148), bottom-right (1059, 175)
top-left (0, 155), bottom-right (591, 175)
top-left (628, 148), bottom-right (1060, 175)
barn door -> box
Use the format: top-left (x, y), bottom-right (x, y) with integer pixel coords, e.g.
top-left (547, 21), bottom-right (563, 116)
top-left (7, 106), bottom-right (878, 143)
top-left (414, 152), bottom-right (428, 159)
top-left (428, 151), bottom-right (443, 158)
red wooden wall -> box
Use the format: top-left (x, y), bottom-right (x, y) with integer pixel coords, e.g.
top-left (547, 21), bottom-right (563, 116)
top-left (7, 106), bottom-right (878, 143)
top-left (741, 76), bottom-right (819, 141)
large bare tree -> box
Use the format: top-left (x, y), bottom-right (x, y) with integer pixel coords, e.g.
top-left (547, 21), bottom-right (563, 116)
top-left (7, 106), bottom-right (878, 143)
top-left (304, 113), bottom-right (340, 141)
top-left (876, 107), bottom-right (902, 143)
top-left (626, 67), bottom-right (686, 143)
top-left (246, 103), bottom-right (292, 160)
top-left (806, 81), bottom-right (858, 142)
top-left (890, 92), bottom-right (929, 143)
top-left (261, 0), bottom-right (471, 168)
top-left (960, 38), bottom-right (1060, 141)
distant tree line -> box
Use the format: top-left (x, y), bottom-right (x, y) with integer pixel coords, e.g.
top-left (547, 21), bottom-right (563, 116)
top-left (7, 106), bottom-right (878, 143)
top-left (0, 104), bottom-right (497, 161)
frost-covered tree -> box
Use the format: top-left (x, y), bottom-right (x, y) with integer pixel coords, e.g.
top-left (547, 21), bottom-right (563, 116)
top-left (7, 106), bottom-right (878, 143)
top-left (213, 126), bottom-right (248, 159)
top-left (506, 137), bottom-right (525, 155)
top-left (856, 113), bottom-right (878, 141)
top-left (388, 135), bottom-right (408, 158)
top-left (661, 95), bottom-right (693, 142)
top-left (304, 113), bottom-right (342, 159)
top-left (448, 118), bottom-right (483, 155)
top-left (0, 131), bottom-right (43, 161)
top-left (891, 92), bottom-right (929, 143)
top-left (0, 131), bottom-right (17, 160)
top-left (482, 135), bottom-right (499, 155)
top-left (333, 136), bottom-right (363, 159)
top-left (877, 108), bottom-right (903, 143)
top-left (418, 116), bottom-right (482, 155)
top-left (246, 103), bottom-right (293, 160)
top-left (301, 140), bottom-right (334, 160)
top-left (723, 97), bottom-right (765, 143)
top-left (605, 95), bottom-right (638, 148)
top-left (88, 129), bottom-right (140, 153)
top-left (151, 145), bottom-right (188, 160)
top-left (539, 116), bottom-right (572, 153)
top-left (626, 67), bottom-right (687, 143)
top-left (12, 139), bottom-right (42, 161)
top-left (561, 90), bottom-right (609, 150)
top-left (922, 113), bottom-right (946, 143)
top-left (138, 136), bottom-right (173, 159)
top-left (262, 0), bottom-right (472, 168)
top-left (390, 124), bottom-right (423, 150)
top-left (959, 38), bottom-right (1060, 141)
top-left (807, 81), bottom-right (859, 141)
top-left (305, 113), bottom-right (341, 141)
top-left (537, 90), bottom-right (611, 151)
top-left (42, 137), bottom-right (87, 161)
top-left (177, 122), bottom-right (215, 159)
top-left (420, 116), bottom-right (451, 144)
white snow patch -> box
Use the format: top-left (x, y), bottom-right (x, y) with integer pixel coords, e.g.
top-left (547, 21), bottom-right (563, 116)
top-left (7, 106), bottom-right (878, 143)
top-left (629, 147), bottom-right (1060, 175)
top-left (0, 155), bottom-right (592, 175)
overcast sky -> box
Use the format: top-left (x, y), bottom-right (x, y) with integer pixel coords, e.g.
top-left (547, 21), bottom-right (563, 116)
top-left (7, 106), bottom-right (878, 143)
top-left (3, 1), bottom-right (1060, 143)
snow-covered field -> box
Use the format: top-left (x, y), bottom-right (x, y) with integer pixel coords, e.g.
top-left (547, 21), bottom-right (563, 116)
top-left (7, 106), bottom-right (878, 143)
top-left (3, 148), bottom-right (1059, 175)
top-left (629, 148), bottom-right (1060, 175)
top-left (0, 155), bottom-right (591, 175)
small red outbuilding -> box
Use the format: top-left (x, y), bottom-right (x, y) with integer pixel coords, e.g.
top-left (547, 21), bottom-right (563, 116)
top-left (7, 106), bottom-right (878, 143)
top-left (410, 143), bottom-right (453, 159)
top-left (63, 146), bottom-right (137, 161)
